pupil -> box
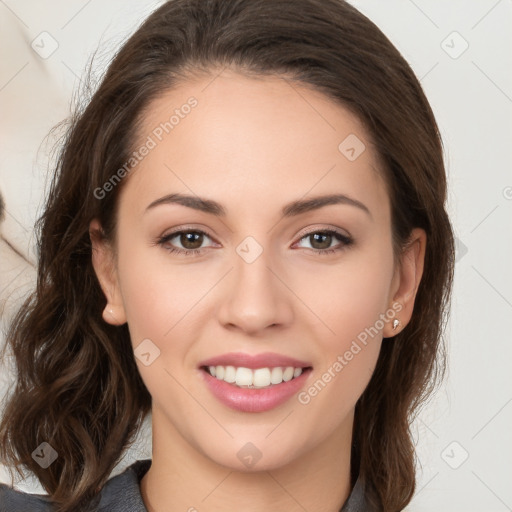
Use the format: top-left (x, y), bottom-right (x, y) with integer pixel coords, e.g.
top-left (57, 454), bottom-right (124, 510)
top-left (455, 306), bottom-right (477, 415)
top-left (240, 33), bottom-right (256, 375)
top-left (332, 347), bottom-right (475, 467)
top-left (311, 233), bottom-right (331, 250)
top-left (181, 232), bottom-right (203, 249)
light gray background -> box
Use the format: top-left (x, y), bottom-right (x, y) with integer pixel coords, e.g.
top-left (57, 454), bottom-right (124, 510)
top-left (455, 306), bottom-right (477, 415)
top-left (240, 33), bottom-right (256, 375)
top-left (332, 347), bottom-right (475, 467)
top-left (0, 1), bottom-right (511, 510)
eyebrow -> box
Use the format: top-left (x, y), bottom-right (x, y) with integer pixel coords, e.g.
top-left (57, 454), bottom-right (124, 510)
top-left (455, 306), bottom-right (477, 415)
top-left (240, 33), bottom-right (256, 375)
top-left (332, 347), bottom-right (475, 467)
top-left (145, 192), bottom-right (371, 218)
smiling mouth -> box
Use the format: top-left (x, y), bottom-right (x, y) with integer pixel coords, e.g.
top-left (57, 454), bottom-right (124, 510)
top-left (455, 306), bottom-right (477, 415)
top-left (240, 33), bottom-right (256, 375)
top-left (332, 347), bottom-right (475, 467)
top-left (200, 365), bottom-right (313, 389)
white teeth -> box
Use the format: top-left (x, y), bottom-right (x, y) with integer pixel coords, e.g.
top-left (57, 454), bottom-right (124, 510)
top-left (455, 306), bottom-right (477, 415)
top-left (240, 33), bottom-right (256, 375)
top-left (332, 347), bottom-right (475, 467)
top-left (215, 365), bottom-right (224, 380)
top-left (208, 365), bottom-right (305, 387)
top-left (253, 368), bottom-right (271, 387)
top-left (283, 367), bottom-right (294, 382)
top-left (270, 367), bottom-right (283, 384)
top-left (235, 367), bottom-right (253, 386)
top-left (224, 365), bottom-right (236, 383)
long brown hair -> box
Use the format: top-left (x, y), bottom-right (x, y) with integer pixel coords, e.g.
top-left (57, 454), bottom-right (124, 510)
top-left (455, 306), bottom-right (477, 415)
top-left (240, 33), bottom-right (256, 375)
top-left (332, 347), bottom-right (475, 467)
top-left (0, 1), bottom-right (454, 510)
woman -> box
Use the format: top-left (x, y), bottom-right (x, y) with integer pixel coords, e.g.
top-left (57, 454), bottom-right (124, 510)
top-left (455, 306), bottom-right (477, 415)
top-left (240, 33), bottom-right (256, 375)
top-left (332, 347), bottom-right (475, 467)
top-left (0, 0), bottom-right (454, 510)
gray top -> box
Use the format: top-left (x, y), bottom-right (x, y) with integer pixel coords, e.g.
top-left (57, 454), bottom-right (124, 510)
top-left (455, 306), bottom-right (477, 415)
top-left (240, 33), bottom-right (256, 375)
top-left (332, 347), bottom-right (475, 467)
top-left (0, 459), bottom-right (372, 511)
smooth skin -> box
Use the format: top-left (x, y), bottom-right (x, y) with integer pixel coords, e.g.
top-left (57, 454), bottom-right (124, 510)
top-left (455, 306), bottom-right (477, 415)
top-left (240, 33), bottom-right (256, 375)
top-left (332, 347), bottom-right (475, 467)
top-left (90, 68), bottom-right (426, 512)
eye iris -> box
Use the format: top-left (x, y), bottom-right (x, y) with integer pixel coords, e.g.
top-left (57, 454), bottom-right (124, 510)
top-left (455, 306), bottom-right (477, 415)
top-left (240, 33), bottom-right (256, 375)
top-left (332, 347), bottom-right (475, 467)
top-left (181, 232), bottom-right (203, 249)
top-left (310, 232), bottom-right (332, 250)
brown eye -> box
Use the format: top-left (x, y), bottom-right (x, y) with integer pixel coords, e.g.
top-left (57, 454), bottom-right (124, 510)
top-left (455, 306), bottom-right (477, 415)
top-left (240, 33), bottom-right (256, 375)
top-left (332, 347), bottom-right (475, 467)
top-left (179, 231), bottom-right (204, 249)
top-left (295, 229), bottom-right (353, 255)
top-left (157, 229), bottom-right (215, 255)
top-left (308, 232), bottom-right (333, 250)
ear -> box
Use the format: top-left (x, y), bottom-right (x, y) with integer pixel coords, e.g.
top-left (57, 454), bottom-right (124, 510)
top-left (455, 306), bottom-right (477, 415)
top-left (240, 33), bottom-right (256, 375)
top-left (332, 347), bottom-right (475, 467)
top-left (89, 218), bottom-right (127, 325)
top-left (383, 228), bottom-right (426, 337)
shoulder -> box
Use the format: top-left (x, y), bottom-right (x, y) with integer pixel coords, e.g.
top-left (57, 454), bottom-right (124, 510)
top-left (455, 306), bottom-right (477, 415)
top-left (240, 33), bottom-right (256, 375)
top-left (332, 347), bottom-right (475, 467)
top-left (341, 475), bottom-right (379, 512)
top-left (0, 459), bottom-right (152, 512)
top-left (96, 458), bottom-right (151, 511)
top-left (0, 482), bottom-right (53, 511)
top-left (0, 472), bottom-right (58, 512)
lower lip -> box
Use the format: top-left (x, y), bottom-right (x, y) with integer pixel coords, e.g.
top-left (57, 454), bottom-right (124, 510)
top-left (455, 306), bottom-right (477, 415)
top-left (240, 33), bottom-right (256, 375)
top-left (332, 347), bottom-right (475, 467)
top-left (200, 367), bottom-right (312, 413)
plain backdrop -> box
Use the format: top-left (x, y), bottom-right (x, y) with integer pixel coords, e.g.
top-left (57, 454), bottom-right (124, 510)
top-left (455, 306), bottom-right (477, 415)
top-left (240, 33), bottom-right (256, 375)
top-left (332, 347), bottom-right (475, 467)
top-left (0, 1), bottom-right (511, 510)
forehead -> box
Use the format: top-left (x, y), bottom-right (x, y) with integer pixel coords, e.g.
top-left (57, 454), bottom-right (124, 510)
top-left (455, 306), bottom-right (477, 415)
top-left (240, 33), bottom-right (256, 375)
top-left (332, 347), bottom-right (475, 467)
top-left (122, 69), bottom-right (389, 221)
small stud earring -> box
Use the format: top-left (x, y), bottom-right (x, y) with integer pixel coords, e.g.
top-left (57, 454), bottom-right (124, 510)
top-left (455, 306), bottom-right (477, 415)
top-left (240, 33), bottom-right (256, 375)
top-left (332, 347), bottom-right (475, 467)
top-left (392, 319), bottom-right (400, 330)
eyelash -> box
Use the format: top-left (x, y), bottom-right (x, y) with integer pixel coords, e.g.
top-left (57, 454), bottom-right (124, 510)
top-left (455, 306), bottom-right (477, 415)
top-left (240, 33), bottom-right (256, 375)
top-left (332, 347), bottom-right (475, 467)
top-left (156, 227), bottom-right (354, 257)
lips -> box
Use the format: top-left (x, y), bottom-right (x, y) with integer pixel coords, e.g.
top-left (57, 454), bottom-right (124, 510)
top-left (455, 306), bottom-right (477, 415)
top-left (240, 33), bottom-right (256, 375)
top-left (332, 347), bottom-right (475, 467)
top-left (200, 367), bottom-right (312, 413)
top-left (198, 352), bottom-right (313, 413)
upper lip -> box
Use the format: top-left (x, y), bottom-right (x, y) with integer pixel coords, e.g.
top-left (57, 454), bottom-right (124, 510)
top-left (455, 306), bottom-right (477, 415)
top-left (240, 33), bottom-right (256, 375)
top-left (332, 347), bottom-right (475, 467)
top-left (199, 352), bottom-right (312, 370)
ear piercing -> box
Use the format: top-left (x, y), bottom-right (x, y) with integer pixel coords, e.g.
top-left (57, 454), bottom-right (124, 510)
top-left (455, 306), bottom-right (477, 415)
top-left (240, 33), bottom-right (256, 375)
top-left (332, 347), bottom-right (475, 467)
top-left (104, 306), bottom-right (123, 325)
top-left (392, 319), bottom-right (400, 330)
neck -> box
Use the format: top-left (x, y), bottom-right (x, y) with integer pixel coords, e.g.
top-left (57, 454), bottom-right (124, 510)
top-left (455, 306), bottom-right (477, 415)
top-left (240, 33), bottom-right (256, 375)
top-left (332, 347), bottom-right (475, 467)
top-left (140, 406), bottom-right (354, 512)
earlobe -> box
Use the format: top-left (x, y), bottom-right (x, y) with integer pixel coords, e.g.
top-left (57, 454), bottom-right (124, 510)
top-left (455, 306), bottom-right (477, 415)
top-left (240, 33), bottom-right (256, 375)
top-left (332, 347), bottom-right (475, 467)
top-left (384, 228), bottom-right (426, 337)
top-left (102, 305), bottom-right (126, 325)
top-left (89, 219), bottom-right (127, 326)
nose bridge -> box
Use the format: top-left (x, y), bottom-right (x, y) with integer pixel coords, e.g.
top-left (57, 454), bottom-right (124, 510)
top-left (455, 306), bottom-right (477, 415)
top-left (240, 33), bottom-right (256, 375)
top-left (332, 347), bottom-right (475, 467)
top-left (217, 235), bottom-right (293, 333)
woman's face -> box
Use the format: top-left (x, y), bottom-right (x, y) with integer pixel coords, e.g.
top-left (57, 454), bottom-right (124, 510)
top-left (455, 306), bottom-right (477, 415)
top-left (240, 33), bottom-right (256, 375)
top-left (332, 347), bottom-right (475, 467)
top-left (92, 69), bottom-right (421, 471)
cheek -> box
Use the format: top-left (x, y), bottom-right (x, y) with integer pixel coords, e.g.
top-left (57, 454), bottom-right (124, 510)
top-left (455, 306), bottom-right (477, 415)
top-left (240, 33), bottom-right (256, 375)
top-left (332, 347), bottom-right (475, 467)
top-left (292, 244), bottom-right (394, 345)
top-left (115, 245), bottom-right (212, 409)
top-left (293, 245), bottom-right (393, 405)
top-left (115, 240), bottom-right (204, 351)
top-left (295, 270), bottom-right (387, 431)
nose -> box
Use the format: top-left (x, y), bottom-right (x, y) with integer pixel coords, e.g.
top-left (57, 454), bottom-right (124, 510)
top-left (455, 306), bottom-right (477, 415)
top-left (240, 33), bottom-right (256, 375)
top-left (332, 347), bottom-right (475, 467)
top-left (216, 244), bottom-right (294, 335)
